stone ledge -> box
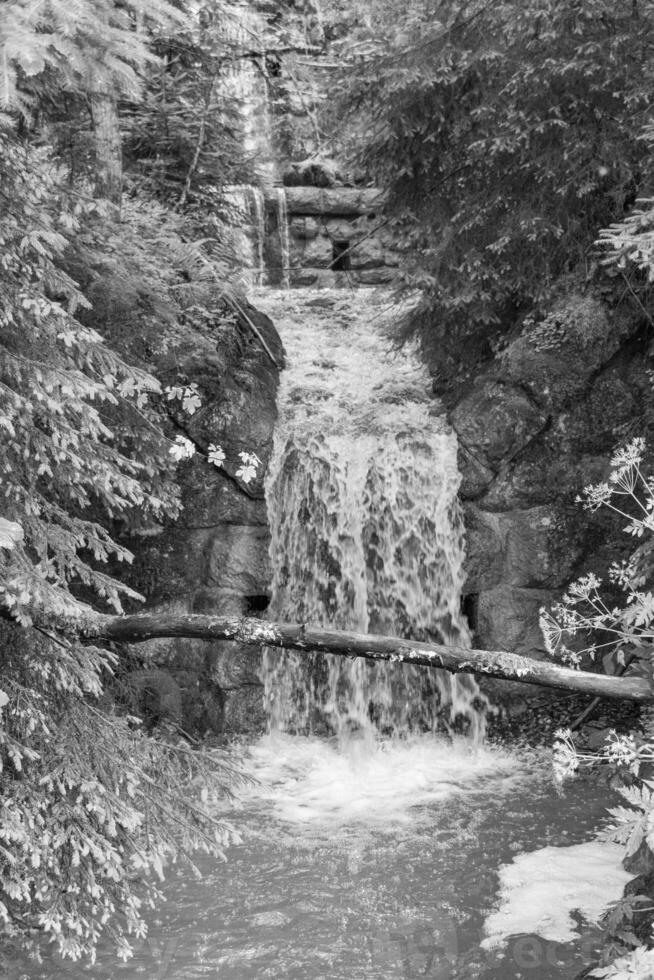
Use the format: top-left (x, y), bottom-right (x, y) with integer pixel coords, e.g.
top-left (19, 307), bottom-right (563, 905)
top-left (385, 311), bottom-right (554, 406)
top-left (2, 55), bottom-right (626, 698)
top-left (281, 186), bottom-right (386, 216)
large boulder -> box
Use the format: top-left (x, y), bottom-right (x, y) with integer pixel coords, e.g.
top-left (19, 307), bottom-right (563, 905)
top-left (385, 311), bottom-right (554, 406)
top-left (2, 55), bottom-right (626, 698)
top-left (499, 295), bottom-right (635, 409)
top-left (475, 586), bottom-right (553, 659)
top-left (349, 235), bottom-right (385, 269)
top-left (439, 290), bottom-right (653, 702)
top-left (463, 505), bottom-right (572, 594)
top-left (283, 157), bottom-right (343, 188)
top-left (451, 381), bottom-right (547, 471)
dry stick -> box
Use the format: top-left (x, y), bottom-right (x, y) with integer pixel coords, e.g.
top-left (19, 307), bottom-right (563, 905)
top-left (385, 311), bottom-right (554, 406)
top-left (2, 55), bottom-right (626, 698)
top-left (80, 613), bottom-right (654, 703)
top-left (570, 654), bottom-right (636, 731)
top-left (188, 248), bottom-right (281, 369)
top-left (230, 297), bottom-right (281, 369)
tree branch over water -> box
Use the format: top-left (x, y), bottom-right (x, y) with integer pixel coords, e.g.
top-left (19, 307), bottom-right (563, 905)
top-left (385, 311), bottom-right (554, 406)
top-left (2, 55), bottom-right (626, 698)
top-left (80, 613), bottom-right (654, 703)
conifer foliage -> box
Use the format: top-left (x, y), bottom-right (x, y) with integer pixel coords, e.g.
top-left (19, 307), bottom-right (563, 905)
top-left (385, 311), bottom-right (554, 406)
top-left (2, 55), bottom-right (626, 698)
top-left (337, 0), bottom-right (654, 376)
top-left (0, 136), bottom-right (178, 623)
top-left (0, 0), bottom-right (181, 116)
top-left (0, 0), bottom-right (243, 965)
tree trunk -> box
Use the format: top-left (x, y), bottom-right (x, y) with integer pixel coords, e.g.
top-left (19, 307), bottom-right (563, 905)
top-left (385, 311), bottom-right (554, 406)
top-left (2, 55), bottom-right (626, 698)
top-left (80, 613), bottom-right (654, 703)
top-left (90, 91), bottom-right (122, 205)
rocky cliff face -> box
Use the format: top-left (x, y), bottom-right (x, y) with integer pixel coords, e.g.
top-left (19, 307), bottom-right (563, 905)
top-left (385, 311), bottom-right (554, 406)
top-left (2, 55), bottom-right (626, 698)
top-left (440, 293), bottom-right (653, 682)
top-left (126, 303), bottom-right (283, 735)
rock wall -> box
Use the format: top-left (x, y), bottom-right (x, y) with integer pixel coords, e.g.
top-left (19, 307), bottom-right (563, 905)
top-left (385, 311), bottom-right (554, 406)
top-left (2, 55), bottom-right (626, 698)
top-left (127, 303), bottom-right (283, 735)
top-left (441, 293), bottom-right (653, 690)
top-left (264, 185), bottom-right (402, 287)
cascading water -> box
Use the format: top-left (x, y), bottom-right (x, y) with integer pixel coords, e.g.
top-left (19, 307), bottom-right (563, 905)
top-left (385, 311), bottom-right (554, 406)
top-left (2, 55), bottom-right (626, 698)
top-left (257, 288), bottom-right (485, 743)
top-left (224, 184), bottom-right (267, 286)
top-left (218, 4), bottom-right (275, 186)
top-left (217, 3), bottom-right (277, 285)
top-left (275, 188), bottom-right (291, 288)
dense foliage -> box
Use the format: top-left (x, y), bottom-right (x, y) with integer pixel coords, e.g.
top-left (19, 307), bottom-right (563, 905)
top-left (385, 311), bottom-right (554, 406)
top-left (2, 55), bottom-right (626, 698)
top-left (0, 0), bottom-right (257, 964)
top-left (540, 440), bottom-right (654, 971)
top-left (335, 0), bottom-right (654, 380)
top-left (0, 136), bottom-right (178, 623)
top-left (123, 1), bottom-right (256, 207)
top-left (6, 0), bottom-right (654, 970)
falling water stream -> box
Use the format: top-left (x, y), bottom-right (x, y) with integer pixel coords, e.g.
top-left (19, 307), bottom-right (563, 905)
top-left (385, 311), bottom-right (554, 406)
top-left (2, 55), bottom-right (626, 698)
top-left (261, 288), bottom-right (482, 743)
top-left (12, 288), bottom-right (631, 980)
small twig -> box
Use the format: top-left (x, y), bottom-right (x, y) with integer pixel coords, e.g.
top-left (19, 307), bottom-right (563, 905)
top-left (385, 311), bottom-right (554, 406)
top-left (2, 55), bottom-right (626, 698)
top-left (178, 78), bottom-right (216, 209)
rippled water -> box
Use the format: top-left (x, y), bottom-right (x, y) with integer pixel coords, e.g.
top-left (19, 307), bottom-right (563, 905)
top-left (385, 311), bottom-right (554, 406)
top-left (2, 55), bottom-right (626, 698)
top-left (15, 734), bottom-right (620, 980)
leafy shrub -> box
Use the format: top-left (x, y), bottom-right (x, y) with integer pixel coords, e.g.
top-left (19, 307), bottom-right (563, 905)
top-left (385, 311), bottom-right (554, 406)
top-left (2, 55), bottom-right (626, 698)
top-left (334, 0), bottom-right (654, 376)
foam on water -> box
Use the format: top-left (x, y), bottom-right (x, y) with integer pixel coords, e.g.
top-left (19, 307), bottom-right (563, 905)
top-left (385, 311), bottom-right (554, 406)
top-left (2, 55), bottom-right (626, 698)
top-left (482, 841), bottom-right (633, 948)
top-left (239, 733), bottom-right (538, 829)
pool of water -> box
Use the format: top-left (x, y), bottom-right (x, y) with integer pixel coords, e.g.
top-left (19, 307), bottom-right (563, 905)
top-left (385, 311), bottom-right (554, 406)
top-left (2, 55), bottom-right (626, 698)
top-left (11, 733), bottom-right (625, 980)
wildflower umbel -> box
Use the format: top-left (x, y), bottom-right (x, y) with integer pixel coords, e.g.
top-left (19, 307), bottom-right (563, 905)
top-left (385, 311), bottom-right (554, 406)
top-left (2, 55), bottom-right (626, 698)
top-left (552, 728), bottom-right (579, 782)
top-left (541, 439), bottom-right (654, 666)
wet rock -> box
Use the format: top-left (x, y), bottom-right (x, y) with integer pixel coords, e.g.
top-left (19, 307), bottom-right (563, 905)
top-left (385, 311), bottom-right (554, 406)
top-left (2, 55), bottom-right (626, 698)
top-left (354, 267), bottom-right (395, 285)
top-left (476, 585), bottom-right (553, 658)
top-left (623, 873), bottom-right (654, 943)
top-left (284, 186), bottom-right (385, 217)
top-left (289, 216), bottom-right (320, 240)
top-left (481, 448), bottom-right (606, 511)
top-left (222, 684), bottom-right (266, 733)
top-left (299, 235), bottom-right (334, 266)
top-left (283, 157), bottom-right (342, 188)
top-left (623, 840), bottom-right (654, 876)
top-left (205, 525), bottom-right (271, 595)
top-left (291, 268), bottom-right (320, 286)
top-left (462, 499), bottom-right (576, 647)
top-left (125, 301), bottom-right (282, 736)
top-left (451, 381), bottom-right (548, 470)
top-left (500, 296), bottom-right (635, 409)
top-left (462, 507), bottom-right (505, 592)
top-left (444, 296), bottom-right (651, 672)
top-left (207, 642), bottom-right (263, 689)
top-left (501, 507), bottom-right (565, 588)
top-left (349, 236), bottom-right (385, 269)
top-left (457, 443), bottom-right (495, 500)
top-left (305, 296), bottom-right (337, 309)
top-left (124, 669), bottom-right (182, 726)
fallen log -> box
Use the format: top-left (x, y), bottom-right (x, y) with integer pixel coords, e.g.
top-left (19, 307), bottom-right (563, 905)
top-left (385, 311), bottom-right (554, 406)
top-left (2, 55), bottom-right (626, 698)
top-left (81, 613), bottom-right (654, 703)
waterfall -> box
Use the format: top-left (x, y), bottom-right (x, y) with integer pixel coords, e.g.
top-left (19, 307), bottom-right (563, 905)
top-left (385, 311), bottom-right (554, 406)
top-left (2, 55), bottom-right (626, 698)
top-left (257, 289), bottom-right (485, 744)
top-left (217, 4), bottom-right (275, 186)
top-left (275, 188), bottom-right (291, 288)
top-left (250, 187), bottom-right (266, 286)
top-left (223, 184), bottom-right (266, 286)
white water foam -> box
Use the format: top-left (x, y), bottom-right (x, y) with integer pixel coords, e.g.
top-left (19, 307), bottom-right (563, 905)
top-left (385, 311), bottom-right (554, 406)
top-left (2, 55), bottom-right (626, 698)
top-left (239, 733), bottom-right (534, 829)
top-left (482, 841), bottom-right (633, 948)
